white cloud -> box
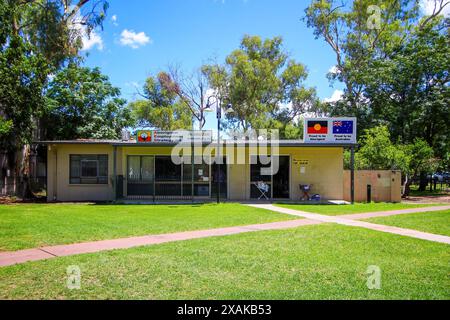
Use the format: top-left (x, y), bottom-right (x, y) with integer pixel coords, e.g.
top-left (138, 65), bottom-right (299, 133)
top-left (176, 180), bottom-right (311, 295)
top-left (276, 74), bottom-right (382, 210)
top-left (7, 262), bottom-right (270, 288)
top-left (323, 89), bottom-right (344, 103)
top-left (111, 14), bottom-right (118, 26)
top-left (120, 29), bottom-right (151, 49)
top-left (420, 0), bottom-right (450, 16)
top-left (81, 30), bottom-right (103, 51)
top-left (125, 81), bottom-right (140, 89)
top-left (69, 12), bottom-right (103, 51)
top-left (328, 65), bottom-right (340, 75)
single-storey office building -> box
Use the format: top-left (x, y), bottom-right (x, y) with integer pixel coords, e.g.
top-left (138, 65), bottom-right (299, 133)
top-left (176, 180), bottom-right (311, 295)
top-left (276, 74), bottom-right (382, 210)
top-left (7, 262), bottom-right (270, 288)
top-left (41, 138), bottom-right (354, 202)
top-left (41, 118), bottom-right (364, 203)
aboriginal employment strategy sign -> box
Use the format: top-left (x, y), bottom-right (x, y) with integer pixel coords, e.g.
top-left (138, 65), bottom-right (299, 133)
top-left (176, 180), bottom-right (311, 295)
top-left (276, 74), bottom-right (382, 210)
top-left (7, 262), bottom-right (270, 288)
top-left (303, 117), bottom-right (357, 144)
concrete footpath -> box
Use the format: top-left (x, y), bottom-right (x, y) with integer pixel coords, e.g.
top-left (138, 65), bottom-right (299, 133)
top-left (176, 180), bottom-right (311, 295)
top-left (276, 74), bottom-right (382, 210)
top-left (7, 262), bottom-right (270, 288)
top-left (0, 205), bottom-right (449, 267)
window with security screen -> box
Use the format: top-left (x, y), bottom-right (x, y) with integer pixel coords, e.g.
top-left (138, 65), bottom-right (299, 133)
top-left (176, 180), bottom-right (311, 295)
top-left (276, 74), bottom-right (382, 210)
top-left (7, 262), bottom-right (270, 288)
top-left (70, 155), bottom-right (108, 184)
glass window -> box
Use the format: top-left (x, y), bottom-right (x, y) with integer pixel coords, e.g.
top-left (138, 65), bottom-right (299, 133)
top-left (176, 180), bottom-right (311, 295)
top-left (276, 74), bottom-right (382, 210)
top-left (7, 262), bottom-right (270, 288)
top-left (155, 156), bottom-right (181, 181)
top-left (250, 156), bottom-right (272, 182)
top-left (183, 157), bottom-right (209, 182)
top-left (127, 156), bottom-right (140, 181)
top-left (81, 160), bottom-right (98, 177)
top-left (70, 155), bottom-right (108, 184)
top-left (141, 157), bottom-right (154, 181)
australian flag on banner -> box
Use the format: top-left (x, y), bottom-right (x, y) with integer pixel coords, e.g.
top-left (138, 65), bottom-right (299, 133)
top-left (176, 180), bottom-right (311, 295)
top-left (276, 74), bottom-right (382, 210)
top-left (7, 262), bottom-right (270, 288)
top-left (333, 120), bottom-right (353, 134)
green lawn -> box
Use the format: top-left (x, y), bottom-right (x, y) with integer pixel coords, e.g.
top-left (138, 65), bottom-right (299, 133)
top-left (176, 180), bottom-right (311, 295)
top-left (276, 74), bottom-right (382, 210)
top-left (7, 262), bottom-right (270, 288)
top-left (0, 223), bottom-right (448, 299)
top-left (0, 203), bottom-right (295, 251)
top-left (275, 202), bottom-right (438, 216)
top-left (364, 210), bottom-right (450, 237)
top-left (409, 184), bottom-right (449, 197)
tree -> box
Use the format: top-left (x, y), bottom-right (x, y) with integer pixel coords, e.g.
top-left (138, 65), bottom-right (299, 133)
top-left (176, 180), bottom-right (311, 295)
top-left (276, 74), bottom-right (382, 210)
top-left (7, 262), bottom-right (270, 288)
top-left (305, 0), bottom-right (449, 156)
top-left (0, 0), bottom-right (108, 197)
top-left (42, 64), bottom-right (134, 140)
top-left (345, 126), bottom-right (409, 171)
top-left (365, 18), bottom-right (450, 158)
top-left (163, 66), bottom-right (213, 130)
top-left (344, 125), bottom-right (435, 196)
top-left (306, 0), bottom-right (449, 192)
top-left (203, 35), bottom-right (318, 138)
top-left (129, 72), bottom-right (192, 130)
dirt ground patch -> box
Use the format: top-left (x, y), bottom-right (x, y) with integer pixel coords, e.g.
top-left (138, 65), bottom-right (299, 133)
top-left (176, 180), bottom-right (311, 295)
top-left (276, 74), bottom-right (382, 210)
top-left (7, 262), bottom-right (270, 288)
top-left (403, 195), bottom-right (450, 204)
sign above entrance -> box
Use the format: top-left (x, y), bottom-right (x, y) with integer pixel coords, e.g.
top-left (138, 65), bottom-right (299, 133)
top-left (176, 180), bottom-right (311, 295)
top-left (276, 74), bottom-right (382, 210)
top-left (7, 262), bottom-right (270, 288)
top-left (136, 130), bottom-right (213, 143)
top-left (303, 117), bottom-right (357, 144)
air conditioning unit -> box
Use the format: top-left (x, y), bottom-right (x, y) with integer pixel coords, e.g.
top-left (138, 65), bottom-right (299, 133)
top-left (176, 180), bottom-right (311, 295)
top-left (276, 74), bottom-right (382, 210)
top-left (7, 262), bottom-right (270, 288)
top-left (121, 129), bottom-right (131, 141)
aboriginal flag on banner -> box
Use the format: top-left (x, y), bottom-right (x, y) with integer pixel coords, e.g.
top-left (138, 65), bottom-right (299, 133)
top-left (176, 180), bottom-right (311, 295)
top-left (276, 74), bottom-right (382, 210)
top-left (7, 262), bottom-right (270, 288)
top-left (307, 120), bottom-right (328, 134)
top-left (137, 130), bottom-right (152, 142)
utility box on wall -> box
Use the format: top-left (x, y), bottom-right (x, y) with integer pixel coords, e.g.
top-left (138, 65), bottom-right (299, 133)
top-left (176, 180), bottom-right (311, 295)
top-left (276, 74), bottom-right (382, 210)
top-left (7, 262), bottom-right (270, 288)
top-left (343, 170), bottom-right (401, 203)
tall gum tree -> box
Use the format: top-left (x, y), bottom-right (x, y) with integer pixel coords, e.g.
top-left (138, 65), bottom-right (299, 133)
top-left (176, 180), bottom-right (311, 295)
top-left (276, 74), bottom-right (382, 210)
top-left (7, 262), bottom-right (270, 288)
top-left (0, 0), bottom-right (108, 197)
top-left (203, 35), bottom-right (319, 138)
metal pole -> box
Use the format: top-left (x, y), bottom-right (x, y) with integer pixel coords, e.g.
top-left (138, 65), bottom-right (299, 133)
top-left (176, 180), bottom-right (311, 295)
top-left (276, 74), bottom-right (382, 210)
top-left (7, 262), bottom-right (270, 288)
top-left (216, 106), bottom-right (221, 204)
top-left (191, 130), bottom-right (194, 202)
top-left (113, 146), bottom-right (117, 201)
top-left (350, 146), bottom-right (355, 204)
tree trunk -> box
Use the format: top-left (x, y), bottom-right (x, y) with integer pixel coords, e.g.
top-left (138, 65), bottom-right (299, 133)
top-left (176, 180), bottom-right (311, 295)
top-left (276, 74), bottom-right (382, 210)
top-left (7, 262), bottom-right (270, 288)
top-left (9, 145), bottom-right (34, 199)
top-left (418, 171), bottom-right (428, 191)
top-left (402, 174), bottom-right (411, 197)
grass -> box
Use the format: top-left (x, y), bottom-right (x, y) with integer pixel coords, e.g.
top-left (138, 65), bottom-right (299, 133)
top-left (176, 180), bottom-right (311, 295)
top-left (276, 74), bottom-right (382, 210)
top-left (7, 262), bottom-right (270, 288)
top-left (409, 184), bottom-right (449, 197)
top-left (275, 202), bottom-right (438, 216)
top-left (0, 223), bottom-right (448, 299)
top-left (0, 203), bottom-right (295, 251)
top-left (364, 210), bottom-right (450, 237)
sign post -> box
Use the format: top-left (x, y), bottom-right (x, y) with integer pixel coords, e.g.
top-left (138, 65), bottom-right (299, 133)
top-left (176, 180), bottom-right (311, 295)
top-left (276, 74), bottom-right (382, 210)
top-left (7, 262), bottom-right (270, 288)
top-left (303, 118), bottom-right (357, 144)
top-left (303, 117), bottom-right (357, 204)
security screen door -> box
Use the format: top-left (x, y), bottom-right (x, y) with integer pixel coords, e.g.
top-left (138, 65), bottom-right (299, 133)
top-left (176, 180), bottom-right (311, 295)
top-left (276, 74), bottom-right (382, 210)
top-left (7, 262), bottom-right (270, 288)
top-left (250, 155), bottom-right (289, 199)
top-left (127, 156), bottom-right (154, 196)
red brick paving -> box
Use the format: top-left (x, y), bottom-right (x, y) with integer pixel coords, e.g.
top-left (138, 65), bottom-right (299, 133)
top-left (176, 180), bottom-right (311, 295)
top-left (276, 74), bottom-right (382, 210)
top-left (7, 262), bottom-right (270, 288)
top-left (0, 219), bottom-right (318, 267)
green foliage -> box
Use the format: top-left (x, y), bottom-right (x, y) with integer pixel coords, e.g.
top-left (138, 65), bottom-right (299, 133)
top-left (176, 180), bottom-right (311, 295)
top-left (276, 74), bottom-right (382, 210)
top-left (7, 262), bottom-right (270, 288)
top-left (129, 72), bottom-right (192, 130)
top-left (43, 64), bottom-right (134, 140)
top-left (402, 138), bottom-right (437, 177)
top-left (0, 117), bottom-right (13, 137)
top-left (354, 126), bottom-right (409, 171)
top-left (203, 35), bottom-right (318, 138)
top-left (0, 35), bottom-right (50, 149)
top-left (305, 0), bottom-right (449, 160)
top-left (344, 125), bottom-right (435, 179)
top-left (0, 0), bottom-right (108, 151)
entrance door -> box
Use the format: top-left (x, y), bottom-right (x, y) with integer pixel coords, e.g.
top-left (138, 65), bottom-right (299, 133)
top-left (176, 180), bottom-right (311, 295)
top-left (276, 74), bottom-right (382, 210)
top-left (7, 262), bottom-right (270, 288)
top-left (250, 155), bottom-right (290, 199)
top-left (127, 156), bottom-right (154, 196)
top-left (272, 156), bottom-right (290, 199)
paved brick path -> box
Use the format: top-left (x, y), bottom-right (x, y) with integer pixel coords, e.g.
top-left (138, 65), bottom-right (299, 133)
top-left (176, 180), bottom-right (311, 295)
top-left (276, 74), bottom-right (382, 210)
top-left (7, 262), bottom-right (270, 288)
top-left (248, 204), bottom-right (450, 244)
top-left (0, 205), bottom-right (448, 267)
top-left (0, 219), bottom-right (321, 267)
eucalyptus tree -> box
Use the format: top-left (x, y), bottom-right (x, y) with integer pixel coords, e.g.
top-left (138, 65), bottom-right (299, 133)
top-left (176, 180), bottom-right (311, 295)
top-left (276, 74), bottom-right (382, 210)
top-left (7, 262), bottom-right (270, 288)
top-left (202, 35), bottom-right (319, 138)
top-left (0, 0), bottom-right (108, 197)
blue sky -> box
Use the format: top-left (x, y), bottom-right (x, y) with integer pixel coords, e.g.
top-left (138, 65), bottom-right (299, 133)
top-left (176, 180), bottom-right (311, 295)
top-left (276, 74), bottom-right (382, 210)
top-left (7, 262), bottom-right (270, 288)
top-left (80, 0), bottom-right (345, 130)
top-left (79, 0), bottom-right (446, 130)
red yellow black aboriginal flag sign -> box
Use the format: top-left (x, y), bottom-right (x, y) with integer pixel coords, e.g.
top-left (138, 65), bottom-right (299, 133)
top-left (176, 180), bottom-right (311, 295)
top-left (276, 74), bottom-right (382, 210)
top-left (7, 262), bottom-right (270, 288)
top-left (307, 120), bottom-right (328, 134)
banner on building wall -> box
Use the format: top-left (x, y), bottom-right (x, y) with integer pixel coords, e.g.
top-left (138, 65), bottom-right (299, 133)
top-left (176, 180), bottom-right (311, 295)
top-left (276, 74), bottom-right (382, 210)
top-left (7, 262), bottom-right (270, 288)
top-left (136, 130), bottom-right (213, 143)
top-left (303, 117), bottom-right (357, 144)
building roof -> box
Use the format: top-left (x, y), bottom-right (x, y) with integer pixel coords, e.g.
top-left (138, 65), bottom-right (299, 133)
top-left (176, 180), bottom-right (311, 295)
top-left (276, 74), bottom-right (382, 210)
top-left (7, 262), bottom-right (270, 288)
top-left (37, 139), bottom-right (357, 147)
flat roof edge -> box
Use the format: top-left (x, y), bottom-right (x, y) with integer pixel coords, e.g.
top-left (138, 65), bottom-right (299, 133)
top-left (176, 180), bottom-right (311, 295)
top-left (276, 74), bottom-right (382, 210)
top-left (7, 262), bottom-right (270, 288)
top-left (36, 140), bottom-right (357, 147)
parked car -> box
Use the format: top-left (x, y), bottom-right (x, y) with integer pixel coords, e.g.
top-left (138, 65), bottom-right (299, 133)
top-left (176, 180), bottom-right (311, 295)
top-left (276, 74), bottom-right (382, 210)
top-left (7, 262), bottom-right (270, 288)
top-left (432, 172), bottom-right (445, 182)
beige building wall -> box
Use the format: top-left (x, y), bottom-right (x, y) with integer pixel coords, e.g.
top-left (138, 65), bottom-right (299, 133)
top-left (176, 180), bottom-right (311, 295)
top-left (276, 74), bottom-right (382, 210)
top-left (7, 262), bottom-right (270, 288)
top-left (46, 143), bottom-right (344, 202)
top-left (343, 170), bottom-right (401, 203)
top-left (224, 146), bottom-right (343, 200)
top-left (47, 144), bottom-right (115, 202)
top-left (283, 147), bottom-right (343, 200)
